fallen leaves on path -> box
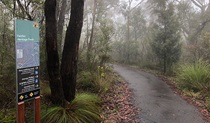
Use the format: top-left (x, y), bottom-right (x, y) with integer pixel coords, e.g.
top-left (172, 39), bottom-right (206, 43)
top-left (101, 75), bottom-right (139, 123)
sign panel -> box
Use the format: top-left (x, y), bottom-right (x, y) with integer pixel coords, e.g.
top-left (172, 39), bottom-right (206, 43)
top-left (15, 20), bottom-right (40, 103)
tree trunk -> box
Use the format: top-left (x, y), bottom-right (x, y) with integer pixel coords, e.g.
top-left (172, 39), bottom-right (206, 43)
top-left (87, 0), bottom-right (97, 64)
top-left (45, 0), bottom-right (64, 105)
top-left (163, 53), bottom-right (166, 74)
top-left (57, 0), bottom-right (68, 54)
top-left (126, 0), bottom-right (132, 64)
top-left (61, 0), bottom-right (84, 102)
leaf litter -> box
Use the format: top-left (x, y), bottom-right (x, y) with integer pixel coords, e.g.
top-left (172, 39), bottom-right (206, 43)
top-left (101, 73), bottom-right (140, 123)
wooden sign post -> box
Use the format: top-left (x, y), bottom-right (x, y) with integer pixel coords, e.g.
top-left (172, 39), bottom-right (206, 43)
top-left (18, 102), bottom-right (25, 123)
top-left (35, 96), bottom-right (41, 123)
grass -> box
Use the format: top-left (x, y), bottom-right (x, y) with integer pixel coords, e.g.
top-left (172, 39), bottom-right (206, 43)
top-left (0, 109), bottom-right (16, 123)
top-left (41, 93), bottom-right (102, 123)
top-left (206, 97), bottom-right (210, 110)
top-left (77, 67), bottom-right (113, 94)
top-left (176, 60), bottom-right (210, 94)
top-left (40, 80), bottom-right (51, 96)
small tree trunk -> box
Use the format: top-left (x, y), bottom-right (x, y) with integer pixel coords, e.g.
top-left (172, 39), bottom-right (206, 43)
top-left (163, 53), bottom-right (166, 74)
top-left (61, 0), bottom-right (84, 102)
top-left (87, 0), bottom-right (97, 65)
top-left (45, 0), bottom-right (64, 105)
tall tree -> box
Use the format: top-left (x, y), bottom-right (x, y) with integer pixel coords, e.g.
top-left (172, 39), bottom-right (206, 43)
top-left (57, 0), bottom-right (71, 55)
top-left (120, 0), bottom-right (144, 64)
top-left (45, 0), bottom-right (85, 104)
top-left (151, 1), bottom-right (181, 73)
top-left (45, 0), bottom-right (64, 105)
top-left (83, 0), bottom-right (119, 68)
top-left (60, 0), bottom-right (84, 102)
top-left (86, 0), bottom-right (97, 64)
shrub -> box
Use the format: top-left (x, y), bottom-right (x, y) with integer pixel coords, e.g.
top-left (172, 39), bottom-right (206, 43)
top-left (40, 81), bottom-right (51, 96)
top-left (206, 97), bottom-right (210, 110)
top-left (0, 109), bottom-right (16, 123)
top-left (0, 62), bottom-right (16, 108)
top-left (77, 68), bottom-right (111, 93)
top-left (41, 93), bottom-right (102, 123)
top-left (77, 71), bottom-right (96, 91)
top-left (177, 60), bottom-right (210, 93)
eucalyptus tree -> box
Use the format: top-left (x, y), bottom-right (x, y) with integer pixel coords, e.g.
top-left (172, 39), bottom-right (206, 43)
top-left (45, 0), bottom-right (85, 104)
top-left (82, 0), bottom-right (119, 69)
top-left (188, 0), bottom-right (210, 61)
top-left (57, 0), bottom-right (71, 55)
top-left (176, 0), bottom-right (210, 62)
top-left (1, 0), bottom-right (44, 21)
top-left (116, 0), bottom-right (145, 64)
top-left (129, 6), bottom-right (148, 64)
top-left (0, 3), bottom-right (16, 106)
top-left (0, 3), bottom-right (13, 73)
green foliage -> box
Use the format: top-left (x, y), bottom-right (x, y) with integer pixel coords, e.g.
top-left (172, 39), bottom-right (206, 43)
top-left (0, 3), bottom-right (16, 108)
top-left (182, 89), bottom-right (201, 98)
top-left (82, 15), bottom-right (114, 70)
top-left (151, 1), bottom-right (181, 73)
top-left (40, 81), bottom-right (51, 96)
top-left (77, 71), bottom-right (95, 91)
top-left (111, 40), bottom-right (140, 64)
top-left (77, 66), bottom-right (111, 93)
top-left (0, 109), bottom-right (16, 123)
top-left (41, 93), bottom-right (102, 123)
top-left (177, 60), bottom-right (210, 93)
top-left (206, 97), bottom-right (210, 110)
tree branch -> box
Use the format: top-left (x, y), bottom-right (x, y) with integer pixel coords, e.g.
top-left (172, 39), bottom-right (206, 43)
top-left (1, 0), bottom-right (27, 19)
top-left (191, 0), bottom-right (202, 10)
top-left (130, 0), bottom-right (144, 12)
top-left (190, 17), bottom-right (210, 42)
top-left (16, 0), bottom-right (33, 20)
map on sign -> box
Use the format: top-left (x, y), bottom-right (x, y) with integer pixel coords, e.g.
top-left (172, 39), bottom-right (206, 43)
top-left (15, 20), bottom-right (40, 69)
top-left (16, 42), bottom-right (39, 69)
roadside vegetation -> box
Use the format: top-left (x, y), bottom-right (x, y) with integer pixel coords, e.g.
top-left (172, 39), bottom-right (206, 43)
top-left (177, 60), bottom-right (210, 96)
top-left (176, 60), bottom-right (210, 111)
top-left (41, 93), bottom-right (101, 123)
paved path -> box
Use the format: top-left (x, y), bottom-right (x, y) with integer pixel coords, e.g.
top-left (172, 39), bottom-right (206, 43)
top-left (113, 64), bottom-right (206, 123)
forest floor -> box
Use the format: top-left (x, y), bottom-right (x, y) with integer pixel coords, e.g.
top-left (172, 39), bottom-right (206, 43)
top-left (101, 72), bottom-right (140, 123)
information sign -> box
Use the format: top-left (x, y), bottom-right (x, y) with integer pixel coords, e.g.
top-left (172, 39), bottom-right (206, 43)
top-left (15, 20), bottom-right (40, 103)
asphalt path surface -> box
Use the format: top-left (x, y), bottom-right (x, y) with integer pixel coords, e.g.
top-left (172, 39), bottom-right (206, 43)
top-left (113, 64), bottom-right (206, 123)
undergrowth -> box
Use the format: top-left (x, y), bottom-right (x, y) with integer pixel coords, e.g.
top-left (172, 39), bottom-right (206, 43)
top-left (176, 60), bottom-right (210, 110)
top-left (41, 93), bottom-right (102, 123)
top-left (77, 66), bottom-right (113, 94)
top-left (176, 60), bottom-right (210, 94)
top-left (0, 109), bottom-right (16, 123)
